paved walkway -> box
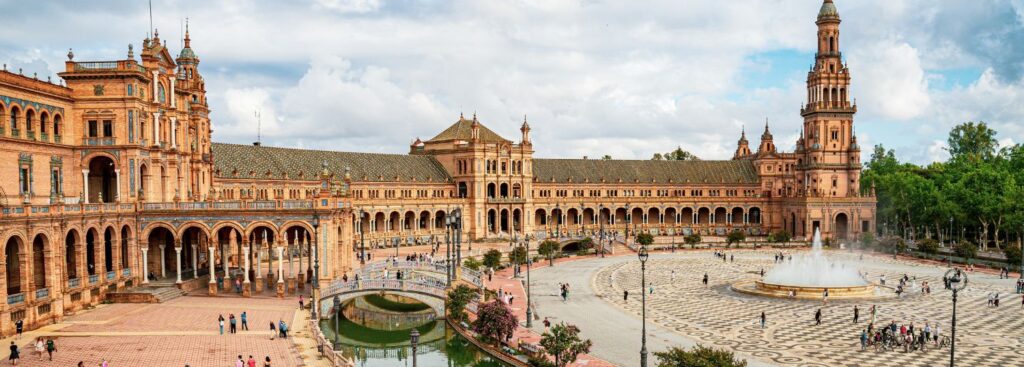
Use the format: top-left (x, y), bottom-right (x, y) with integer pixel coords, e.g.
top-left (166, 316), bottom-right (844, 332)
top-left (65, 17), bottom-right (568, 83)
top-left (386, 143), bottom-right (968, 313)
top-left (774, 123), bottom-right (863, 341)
top-left (2, 288), bottom-right (316, 367)
top-left (530, 249), bottom-right (1024, 367)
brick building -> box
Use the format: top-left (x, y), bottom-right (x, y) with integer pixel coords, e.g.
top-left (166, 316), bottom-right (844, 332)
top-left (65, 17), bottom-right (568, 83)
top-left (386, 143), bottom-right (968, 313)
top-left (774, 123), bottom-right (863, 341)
top-left (0, 0), bottom-right (872, 335)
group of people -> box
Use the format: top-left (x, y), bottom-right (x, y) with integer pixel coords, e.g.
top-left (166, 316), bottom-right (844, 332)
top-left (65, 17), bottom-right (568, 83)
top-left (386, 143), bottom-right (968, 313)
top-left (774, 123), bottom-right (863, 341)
top-left (772, 252), bottom-right (792, 263)
top-left (217, 311), bottom-right (289, 339)
top-left (558, 283), bottom-right (570, 301)
top-left (713, 252), bottom-right (734, 263)
top-left (860, 320), bottom-right (943, 353)
top-left (8, 337), bottom-right (57, 364)
top-left (236, 354), bottom-right (272, 367)
top-left (496, 287), bottom-right (516, 305)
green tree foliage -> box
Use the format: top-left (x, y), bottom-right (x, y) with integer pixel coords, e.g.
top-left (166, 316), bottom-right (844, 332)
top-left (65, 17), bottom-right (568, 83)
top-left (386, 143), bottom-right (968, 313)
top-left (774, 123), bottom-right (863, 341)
top-left (654, 345), bottom-right (748, 367)
top-left (509, 245), bottom-right (528, 265)
top-left (652, 146), bottom-right (699, 161)
top-left (462, 257), bottom-right (483, 271)
top-left (483, 249), bottom-right (503, 269)
top-left (579, 237), bottom-right (594, 251)
top-left (954, 242), bottom-right (978, 260)
top-left (858, 232), bottom-right (875, 247)
top-left (878, 236), bottom-right (906, 253)
top-left (916, 238), bottom-right (940, 255)
top-left (684, 233), bottom-right (702, 245)
top-left (726, 230), bottom-right (746, 247)
top-left (446, 284), bottom-right (477, 322)
top-left (601, 155), bottom-right (613, 160)
top-left (539, 323), bottom-right (593, 367)
top-left (539, 240), bottom-right (560, 258)
top-left (861, 122), bottom-right (1024, 251)
top-left (636, 232), bottom-right (655, 246)
top-left (1004, 243), bottom-right (1022, 267)
top-left (472, 300), bottom-right (518, 344)
top-left (768, 230), bottom-right (792, 243)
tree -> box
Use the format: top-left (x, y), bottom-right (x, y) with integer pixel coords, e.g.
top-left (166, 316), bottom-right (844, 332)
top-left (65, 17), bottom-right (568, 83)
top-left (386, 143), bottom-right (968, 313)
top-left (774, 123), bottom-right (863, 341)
top-left (768, 230), bottom-right (791, 243)
top-left (446, 284), bottom-right (477, 322)
top-left (947, 121), bottom-right (998, 162)
top-left (636, 232), bottom-right (655, 247)
top-left (684, 234), bottom-right (702, 247)
top-left (878, 236), bottom-right (906, 253)
top-left (472, 300), bottom-right (518, 344)
top-left (462, 257), bottom-right (483, 271)
top-left (652, 146), bottom-right (700, 161)
top-left (539, 323), bottom-right (593, 367)
top-left (858, 231), bottom-right (875, 247)
top-left (578, 237), bottom-right (594, 251)
top-left (654, 345), bottom-right (747, 367)
top-left (509, 245), bottom-right (528, 265)
top-left (1003, 243), bottom-right (1021, 267)
top-left (483, 249), bottom-right (503, 269)
top-left (726, 230), bottom-right (746, 247)
top-left (601, 155), bottom-right (613, 160)
top-left (539, 240), bottom-right (560, 258)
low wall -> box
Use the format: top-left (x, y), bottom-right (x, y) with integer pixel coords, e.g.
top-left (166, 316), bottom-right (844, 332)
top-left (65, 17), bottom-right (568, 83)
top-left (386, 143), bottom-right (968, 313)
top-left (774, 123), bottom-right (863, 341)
top-left (176, 276), bottom-right (211, 292)
top-left (447, 319), bottom-right (530, 367)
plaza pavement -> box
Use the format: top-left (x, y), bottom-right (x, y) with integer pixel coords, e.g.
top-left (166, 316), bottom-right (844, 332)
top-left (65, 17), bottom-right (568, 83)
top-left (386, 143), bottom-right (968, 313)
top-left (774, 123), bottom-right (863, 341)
top-left (529, 249), bottom-right (1024, 367)
top-left (2, 288), bottom-right (317, 367)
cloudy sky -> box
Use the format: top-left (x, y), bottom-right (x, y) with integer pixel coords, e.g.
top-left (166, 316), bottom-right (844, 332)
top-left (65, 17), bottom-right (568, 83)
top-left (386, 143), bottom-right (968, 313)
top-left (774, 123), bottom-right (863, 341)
top-left (2, 0), bottom-right (1023, 163)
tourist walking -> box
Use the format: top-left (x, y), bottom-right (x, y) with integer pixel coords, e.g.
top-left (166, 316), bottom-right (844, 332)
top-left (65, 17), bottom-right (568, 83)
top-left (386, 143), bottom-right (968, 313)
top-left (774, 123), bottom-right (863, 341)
top-left (859, 329), bottom-right (868, 351)
top-left (33, 338), bottom-right (43, 360)
top-left (279, 320), bottom-right (288, 338)
top-left (44, 338), bottom-right (54, 361)
top-left (270, 321), bottom-right (277, 340)
top-left (264, 356), bottom-right (272, 367)
top-left (702, 273), bottom-right (708, 287)
top-left (241, 311), bottom-right (249, 330)
top-left (623, 290), bottom-right (629, 301)
top-left (236, 355), bottom-right (244, 367)
top-left (219, 315), bottom-right (225, 334)
top-left (8, 341), bottom-right (19, 365)
top-left (229, 314), bottom-right (237, 333)
top-left (299, 295), bottom-right (304, 309)
top-left (14, 319), bottom-right (23, 339)
top-left (760, 312), bottom-right (766, 328)
top-left (814, 308), bottom-right (822, 325)
top-left (247, 355), bottom-right (256, 367)
top-left (853, 305), bottom-right (859, 323)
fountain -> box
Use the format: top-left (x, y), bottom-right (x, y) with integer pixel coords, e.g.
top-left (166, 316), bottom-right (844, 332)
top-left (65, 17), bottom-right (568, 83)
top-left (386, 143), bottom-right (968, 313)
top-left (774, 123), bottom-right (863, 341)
top-left (733, 229), bottom-right (879, 299)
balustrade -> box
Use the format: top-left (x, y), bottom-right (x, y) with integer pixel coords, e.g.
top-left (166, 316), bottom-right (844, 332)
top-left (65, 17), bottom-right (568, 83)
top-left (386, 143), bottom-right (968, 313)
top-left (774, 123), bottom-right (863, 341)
top-left (35, 288), bottom-right (49, 300)
top-left (7, 293), bottom-right (24, 305)
top-left (88, 274), bottom-right (99, 284)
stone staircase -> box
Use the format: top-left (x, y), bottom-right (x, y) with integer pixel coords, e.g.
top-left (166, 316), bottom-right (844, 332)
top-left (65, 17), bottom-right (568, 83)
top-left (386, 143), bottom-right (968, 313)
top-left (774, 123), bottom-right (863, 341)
top-left (106, 280), bottom-right (187, 303)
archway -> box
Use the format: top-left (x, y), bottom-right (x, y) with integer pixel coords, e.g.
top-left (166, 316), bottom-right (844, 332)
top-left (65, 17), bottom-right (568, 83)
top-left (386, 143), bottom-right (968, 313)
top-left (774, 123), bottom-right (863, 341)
top-left (487, 209), bottom-right (496, 234)
top-left (65, 230), bottom-right (79, 280)
top-left (835, 213), bottom-right (849, 241)
top-left (487, 183), bottom-right (496, 198)
top-left (714, 208), bottom-right (728, 225)
top-left (749, 207), bottom-right (762, 224)
top-left (664, 208), bottom-right (677, 225)
top-left (630, 208), bottom-right (643, 225)
top-left (147, 227), bottom-right (175, 279)
top-left (32, 234), bottom-right (47, 290)
top-left (434, 210), bottom-right (446, 229)
top-left (104, 227), bottom-right (115, 272)
top-left (681, 208), bottom-right (694, 225)
top-left (697, 208), bottom-right (710, 225)
top-left (5, 237), bottom-right (23, 295)
top-left (513, 209), bottom-right (522, 232)
top-left (87, 156), bottom-right (117, 203)
top-left (181, 226), bottom-right (209, 279)
top-left (120, 226), bottom-right (130, 269)
top-left (139, 164), bottom-right (149, 199)
top-left (374, 212), bottom-right (386, 232)
top-left (499, 209), bottom-right (509, 233)
top-left (499, 183), bottom-right (509, 198)
top-left (731, 208), bottom-right (744, 225)
top-left (85, 229), bottom-right (98, 275)
top-left (534, 209), bottom-right (546, 226)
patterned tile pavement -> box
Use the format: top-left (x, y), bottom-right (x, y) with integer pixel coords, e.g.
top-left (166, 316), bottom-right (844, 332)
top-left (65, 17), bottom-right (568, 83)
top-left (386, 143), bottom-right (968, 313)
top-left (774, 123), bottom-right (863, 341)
top-left (594, 250), bottom-right (1024, 366)
top-left (3, 291), bottom-right (310, 367)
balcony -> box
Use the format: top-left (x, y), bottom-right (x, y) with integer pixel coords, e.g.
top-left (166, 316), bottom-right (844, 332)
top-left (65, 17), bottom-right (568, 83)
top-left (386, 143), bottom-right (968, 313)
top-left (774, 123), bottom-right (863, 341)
top-left (35, 288), bottom-right (49, 300)
top-left (106, 271), bottom-right (116, 281)
top-left (85, 137), bottom-right (115, 146)
top-left (121, 268), bottom-right (131, 277)
top-left (68, 278), bottom-right (81, 289)
top-left (487, 197), bottom-right (527, 204)
top-left (53, 135), bottom-right (61, 143)
top-left (39, 133), bottom-right (48, 142)
top-left (26, 130), bottom-right (35, 140)
top-left (88, 274), bottom-right (99, 284)
top-left (10, 128), bottom-right (19, 137)
top-left (68, 60), bottom-right (147, 74)
top-left (7, 293), bottom-right (24, 305)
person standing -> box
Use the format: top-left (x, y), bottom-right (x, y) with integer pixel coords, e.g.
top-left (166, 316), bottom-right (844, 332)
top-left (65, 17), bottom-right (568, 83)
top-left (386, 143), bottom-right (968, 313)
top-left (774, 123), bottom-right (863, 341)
top-left (299, 295), bottom-right (304, 310)
top-left (8, 341), bottom-right (19, 366)
top-left (247, 355), bottom-right (256, 367)
top-left (814, 308), bottom-right (822, 326)
top-left (860, 329), bottom-right (868, 351)
top-left (33, 338), bottom-right (43, 360)
top-left (853, 305), bottom-right (860, 324)
top-left (270, 321), bottom-right (277, 340)
top-left (229, 314), bottom-right (237, 334)
top-left (14, 319), bottom-right (23, 339)
top-left (44, 339), bottom-right (55, 361)
top-left (264, 356), bottom-right (272, 367)
top-left (218, 315), bottom-right (225, 335)
top-left (623, 290), bottom-right (629, 301)
top-left (702, 273), bottom-right (708, 287)
top-left (760, 312), bottom-right (766, 329)
top-left (241, 311), bottom-right (249, 331)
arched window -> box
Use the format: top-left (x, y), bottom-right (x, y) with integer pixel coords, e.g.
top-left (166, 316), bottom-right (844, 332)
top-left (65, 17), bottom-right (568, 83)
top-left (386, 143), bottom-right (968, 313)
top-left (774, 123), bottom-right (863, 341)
top-left (26, 110), bottom-right (34, 131)
top-left (829, 37), bottom-right (835, 52)
top-left (53, 115), bottom-right (62, 137)
top-left (40, 112), bottom-right (48, 134)
top-left (10, 106), bottom-right (20, 130)
top-left (158, 83), bottom-right (166, 103)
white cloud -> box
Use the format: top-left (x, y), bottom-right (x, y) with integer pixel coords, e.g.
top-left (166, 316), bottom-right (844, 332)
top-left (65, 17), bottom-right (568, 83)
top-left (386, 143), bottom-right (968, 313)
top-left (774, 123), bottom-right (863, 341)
top-left (313, 0), bottom-right (382, 14)
top-left (849, 38), bottom-right (931, 120)
top-left (927, 140), bottom-right (949, 162)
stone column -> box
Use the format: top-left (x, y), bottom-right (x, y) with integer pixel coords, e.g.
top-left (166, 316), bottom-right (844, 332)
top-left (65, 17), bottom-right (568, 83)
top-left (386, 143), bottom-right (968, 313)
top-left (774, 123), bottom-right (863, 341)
top-left (159, 244), bottom-right (167, 277)
top-left (152, 111), bottom-right (161, 146)
top-left (174, 246), bottom-right (183, 284)
top-left (169, 78), bottom-right (176, 108)
top-left (208, 246), bottom-right (217, 295)
top-left (276, 246), bottom-right (285, 298)
top-left (242, 246), bottom-right (252, 297)
top-left (223, 234), bottom-right (232, 291)
top-left (191, 241), bottom-right (198, 280)
top-left (287, 237), bottom-right (296, 294)
top-left (81, 169), bottom-right (89, 204)
top-left (170, 117), bottom-right (177, 149)
top-left (254, 243), bottom-right (264, 293)
top-left (151, 70), bottom-right (159, 102)
top-left (141, 247), bottom-right (149, 284)
top-left (114, 169), bottom-right (121, 202)
top-left (297, 234), bottom-right (305, 290)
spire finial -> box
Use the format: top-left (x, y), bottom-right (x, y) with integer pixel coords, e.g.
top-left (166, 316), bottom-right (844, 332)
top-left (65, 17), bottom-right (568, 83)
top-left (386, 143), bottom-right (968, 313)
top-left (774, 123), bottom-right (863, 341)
top-left (184, 18), bottom-right (191, 48)
top-left (67, 48), bottom-right (74, 61)
top-left (127, 43), bottom-right (134, 59)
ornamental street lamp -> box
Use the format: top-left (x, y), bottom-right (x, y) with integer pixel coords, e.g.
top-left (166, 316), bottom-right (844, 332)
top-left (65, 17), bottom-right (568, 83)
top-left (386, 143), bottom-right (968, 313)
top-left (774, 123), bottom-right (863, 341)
top-left (555, 203), bottom-right (561, 240)
top-left (598, 204), bottom-right (606, 258)
top-left (445, 212), bottom-right (454, 285)
top-left (946, 268), bottom-right (967, 366)
top-left (410, 328), bottom-right (420, 367)
top-left (525, 234), bottom-right (534, 328)
top-left (332, 295), bottom-right (341, 349)
top-left (625, 204), bottom-right (632, 242)
top-left (580, 202), bottom-right (586, 237)
top-left (638, 245), bottom-right (649, 367)
top-left (454, 208), bottom-right (463, 270)
top-left (311, 214), bottom-right (320, 320)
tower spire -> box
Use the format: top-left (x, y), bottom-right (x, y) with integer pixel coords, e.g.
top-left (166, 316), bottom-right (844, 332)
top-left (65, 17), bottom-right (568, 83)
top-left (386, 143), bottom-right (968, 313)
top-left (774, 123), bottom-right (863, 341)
top-left (184, 18), bottom-right (191, 48)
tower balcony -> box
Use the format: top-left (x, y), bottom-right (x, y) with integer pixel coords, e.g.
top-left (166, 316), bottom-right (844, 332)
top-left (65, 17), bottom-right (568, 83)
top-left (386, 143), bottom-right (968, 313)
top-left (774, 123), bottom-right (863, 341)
top-left (800, 100), bottom-right (856, 116)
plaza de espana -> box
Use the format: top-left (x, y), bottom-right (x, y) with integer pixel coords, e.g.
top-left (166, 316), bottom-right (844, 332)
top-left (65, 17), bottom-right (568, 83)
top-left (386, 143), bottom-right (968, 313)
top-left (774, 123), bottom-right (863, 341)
top-left (0, 0), bottom-right (873, 335)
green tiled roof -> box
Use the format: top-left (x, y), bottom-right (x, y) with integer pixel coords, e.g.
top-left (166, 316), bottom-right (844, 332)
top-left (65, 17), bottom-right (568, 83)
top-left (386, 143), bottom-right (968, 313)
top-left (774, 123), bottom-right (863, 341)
top-left (428, 116), bottom-right (509, 143)
top-left (532, 159), bottom-right (759, 184)
top-left (211, 143), bottom-right (451, 182)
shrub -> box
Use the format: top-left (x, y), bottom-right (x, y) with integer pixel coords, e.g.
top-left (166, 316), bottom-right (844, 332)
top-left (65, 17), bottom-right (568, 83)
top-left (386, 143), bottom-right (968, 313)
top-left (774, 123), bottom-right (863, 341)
top-left (540, 323), bottom-right (593, 367)
top-left (954, 242), bottom-right (978, 259)
top-left (473, 300), bottom-right (518, 344)
top-left (768, 230), bottom-right (791, 243)
top-left (509, 245), bottom-right (528, 265)
top-left (916, 238), bottom-right (940, 255)
top-left (684, 234), bottom-right (702, 246)
top-left (655, 345), bottom-right (747, 367)
top-left (483, 249), bottom-right (503, 269)
top-left (579, 237), bottom-right (594, 250)
top-left (877, 236), bottom-right (906, 253)
top-left (636, 232), bottom-right (655, 247)
top-left (1004, 244), bottom-right (1022, 267)
top-left (539, 240), bottom-right (560, 258)
top-left (726, 230), bottom-right (746, 247)
top-left (858, 232), bottom-right (876, 247)
top-left (446, 284), bottom-right (477, 322)
top-left (462, 257), bottom-right (483, 271)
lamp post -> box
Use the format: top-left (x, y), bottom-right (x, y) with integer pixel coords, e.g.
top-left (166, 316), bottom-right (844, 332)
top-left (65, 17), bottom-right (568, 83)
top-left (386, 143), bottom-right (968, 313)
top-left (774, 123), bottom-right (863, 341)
top-left (580, 202), bottom-right (586, 238)
top-left (454, 208), bottom-right (463, 270)
top-left (598, 204), bottom-right (605, 257)
top-left (945, 268), bottom-right (967, 366)
top-left (410, 328), bottom-right (420, 367)
top-left (525, 234), bottom-right (533, 328)
top-left (311, 214), bottom-right (320, 320)
top-left (625, 204), bottom-right (631, 242)
top-left (638, 245), bottom-right (649, 367)
top-left (445, 212), bottom-right (453, 286)
top-left (332, 295), bottom-right (341, 349)
top-left (555, 203), bottom-right (561, 240)
top-left (358, 209), bottom-right (366, 265)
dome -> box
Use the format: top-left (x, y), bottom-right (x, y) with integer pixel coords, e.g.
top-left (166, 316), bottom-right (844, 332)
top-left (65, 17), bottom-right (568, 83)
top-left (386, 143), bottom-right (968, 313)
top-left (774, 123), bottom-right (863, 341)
top-left (818, 0), bottom-right (839, 20)
top-left (178, 47), bottom-right (196, 60)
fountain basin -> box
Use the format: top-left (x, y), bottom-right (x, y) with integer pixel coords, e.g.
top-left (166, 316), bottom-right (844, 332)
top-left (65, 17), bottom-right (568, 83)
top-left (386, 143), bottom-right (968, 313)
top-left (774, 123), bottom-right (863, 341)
top-left (731, 279), bottom-right (886, 300)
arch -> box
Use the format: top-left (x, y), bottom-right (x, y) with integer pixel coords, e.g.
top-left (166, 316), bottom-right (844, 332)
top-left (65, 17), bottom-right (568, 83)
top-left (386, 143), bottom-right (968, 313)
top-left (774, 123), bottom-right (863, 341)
top-left (374, 212), bottom-right (386, 232)
top-left (512, 183), bottom-right (522, 198)
top-left (39, 111), bottom-right (49, 135)
top-left (829, 36), bottom-right (835, 52)
top-left (697, 208), bottom-right (711, 225)
top-left (834, 213), bottom-right (850, 241)
top-left (25, 109), bottom-right (35, 133)
top-left (790, 212), bottom-right (797, 236)
top-left (146, 226), bottom-right (175, 279)
top-left (534, 209), bottom-right (547, 226)
top-left (512, 208), bottom-right (522, 232)
top-left (5, 236), bottom-right (24, 295)
top-left (87, 155), bottom-right (118, 203)
top-left (53, 114), bottom-right (62, 137)
top-left (9, 105), bottom-right (20, 133)
top-left (499, 209), bottom-right (509, 233)
top-left (731, 207), bottom-right (744, 224)
top-left (388, 212), bottom-right (400, 231)
top-left (664, 207), bottom-right (677, 225)
top-left (120, 225), bottom-right (130, 268)
top-left (403, 211), bottom-right (416, 231)
top-left (499, 183), bottom-right (509, 198)
top-left (85, 228), bottom-right (99, 275)
top-left (566, 208), bottom-right (579, 226)
top-left (31, 233), bottom-right (47, 289)
top-left (65, 229), bottom-right (80, 280)
top-left (614, 208), bottom-right (627, 224)
top-left (142, 222), bottom-right (177, 241)
top-left (418, 211), bottom-right (430, 230)
top-left (681, 208), bottom-right (694, 224)
top-left (211, 222), bottom-right (246, 237)
top-left (138, 163), bottom-right (149, 198)
top-left (648, 207), bottom-right (660, 224)
top-left (175, 221), bottom-right (211, 240)
top-left (487, 183), bottom-right (496, 199)
top-left (749, 207), bottom-right (763, 224)
top-left (104, 226), bottom-right (116, 272)
top-left (630, 207), bottom-right (643, 225)
top-left (246, 223), bottom-right (277, 245)
top-left (434, 210), bottom-right (447, 229)
top-left (280, 220), bottom-right (315, 236)
top-left (714, 207), bottom-right (728, 224)
top-left (487, 209), bottom-right (497, 233)
top-left (582, 207), bottom-right (595, 226)
top-left (560, 241), bottom-right (582, 253)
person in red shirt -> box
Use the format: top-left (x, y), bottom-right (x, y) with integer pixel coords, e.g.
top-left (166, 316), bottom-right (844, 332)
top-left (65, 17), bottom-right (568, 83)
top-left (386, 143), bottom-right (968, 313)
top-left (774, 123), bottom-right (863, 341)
top-left (248, 355), bottom-right (257, 367)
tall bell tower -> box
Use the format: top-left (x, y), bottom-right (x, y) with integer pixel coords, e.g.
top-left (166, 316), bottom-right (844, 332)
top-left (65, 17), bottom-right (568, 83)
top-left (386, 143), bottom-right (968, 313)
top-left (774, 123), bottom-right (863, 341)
top-left (798, 0), bottom-right (861, 198)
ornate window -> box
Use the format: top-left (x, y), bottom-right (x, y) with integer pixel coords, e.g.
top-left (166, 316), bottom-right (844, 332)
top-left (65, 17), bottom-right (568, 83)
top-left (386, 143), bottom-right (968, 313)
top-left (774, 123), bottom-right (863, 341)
top-left (158, 83), bottom-right (166, 103)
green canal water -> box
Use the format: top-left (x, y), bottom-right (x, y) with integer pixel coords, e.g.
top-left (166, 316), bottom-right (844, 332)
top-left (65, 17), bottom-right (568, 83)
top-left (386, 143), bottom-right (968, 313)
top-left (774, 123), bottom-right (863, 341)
top-left (320, 295), bottom-right (509, 367)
